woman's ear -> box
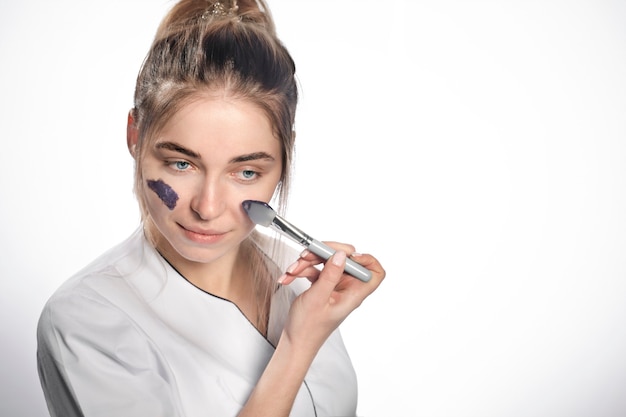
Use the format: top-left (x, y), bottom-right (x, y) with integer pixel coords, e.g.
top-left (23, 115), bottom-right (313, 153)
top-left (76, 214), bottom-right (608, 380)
top-left (127, 109), bottom-right (139, 157)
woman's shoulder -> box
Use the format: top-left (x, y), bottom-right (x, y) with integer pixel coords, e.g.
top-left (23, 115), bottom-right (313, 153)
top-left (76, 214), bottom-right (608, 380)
top-left (69, 228), bottom-right (147, 281)
top-left (39, 228), bottom-right (149, 325)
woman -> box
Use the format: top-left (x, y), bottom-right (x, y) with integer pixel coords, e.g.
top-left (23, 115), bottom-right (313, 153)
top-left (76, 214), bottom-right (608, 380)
top-left (37, 1), bottom-right (385, 416)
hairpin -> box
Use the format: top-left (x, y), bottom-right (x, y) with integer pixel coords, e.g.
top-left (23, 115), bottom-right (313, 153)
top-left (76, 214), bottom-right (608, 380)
top-left (201, 1), bottom-right (239, 19)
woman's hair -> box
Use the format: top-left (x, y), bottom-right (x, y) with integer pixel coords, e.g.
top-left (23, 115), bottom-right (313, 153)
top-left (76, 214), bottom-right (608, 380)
top-left (130, 0), bottom-right (298, 332)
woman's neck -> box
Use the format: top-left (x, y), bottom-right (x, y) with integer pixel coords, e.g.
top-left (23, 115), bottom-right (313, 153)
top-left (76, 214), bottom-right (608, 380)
top-left (150, 227), bottom-right (268, 335)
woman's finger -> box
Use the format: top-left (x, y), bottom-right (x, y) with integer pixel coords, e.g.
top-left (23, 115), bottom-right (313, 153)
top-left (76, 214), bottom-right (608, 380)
top-left (299, 242), bottom-right (357, 264)
top-left (305, 250), bottom-right (347, 299)
top-left (278, 265), bottom-right (321, 285)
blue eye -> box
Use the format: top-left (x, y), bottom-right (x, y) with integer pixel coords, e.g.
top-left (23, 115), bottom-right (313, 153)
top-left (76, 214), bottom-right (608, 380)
top-left (242, 170), bottom-right (257, 179)
top-left (174, 161), bottom-right (190, 170)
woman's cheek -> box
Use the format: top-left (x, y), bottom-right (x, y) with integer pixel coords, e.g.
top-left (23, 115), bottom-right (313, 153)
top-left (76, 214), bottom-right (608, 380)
top-left (147, 178), bottom-right (179, 210)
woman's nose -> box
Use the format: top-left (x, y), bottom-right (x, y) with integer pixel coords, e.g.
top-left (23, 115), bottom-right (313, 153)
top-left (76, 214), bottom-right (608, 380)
top-left (190, 179), bottom-right (227, 221)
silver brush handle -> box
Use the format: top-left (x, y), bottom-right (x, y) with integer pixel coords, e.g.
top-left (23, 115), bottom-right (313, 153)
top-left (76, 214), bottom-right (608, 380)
top-left (272, 215), bottom-right (372, 282)
top-left (307, 239), bottom-right (372, 282)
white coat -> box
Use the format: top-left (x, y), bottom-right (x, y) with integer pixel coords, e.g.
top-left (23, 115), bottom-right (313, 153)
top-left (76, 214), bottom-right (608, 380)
top-left (37, 228), bottom-right (357, 417)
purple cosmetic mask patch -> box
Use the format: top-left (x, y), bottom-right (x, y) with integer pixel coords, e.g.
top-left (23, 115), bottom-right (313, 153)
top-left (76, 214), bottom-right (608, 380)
top-left (147, 179), bottom-right (179, 210)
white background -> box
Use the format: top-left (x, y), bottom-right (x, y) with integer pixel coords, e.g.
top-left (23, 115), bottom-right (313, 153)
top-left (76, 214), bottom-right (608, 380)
top-left (1, 1), bottom-right (625, 416)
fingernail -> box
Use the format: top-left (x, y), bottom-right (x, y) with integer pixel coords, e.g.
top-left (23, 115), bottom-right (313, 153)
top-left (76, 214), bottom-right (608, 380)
top-left (277, 274), bottom-right (287, 284)
top-left (350, 252), bottom-right (363, 258)
top-left (287, 260), bottom-right (299, 274)
top-left (332, 250), bottom-right (346, 266)
top-left (299, 249), bottom-right (310, 258)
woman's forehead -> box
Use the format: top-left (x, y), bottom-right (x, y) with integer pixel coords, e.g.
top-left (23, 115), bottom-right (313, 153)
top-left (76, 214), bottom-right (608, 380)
top-left (149, 96), bottom-right (281, 160)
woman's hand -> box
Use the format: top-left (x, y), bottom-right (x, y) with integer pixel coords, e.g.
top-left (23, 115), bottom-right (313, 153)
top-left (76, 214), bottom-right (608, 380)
top-left (279, 242), bottom-right (385, 354)
top-left (238, 243), bottom-right (384, 416)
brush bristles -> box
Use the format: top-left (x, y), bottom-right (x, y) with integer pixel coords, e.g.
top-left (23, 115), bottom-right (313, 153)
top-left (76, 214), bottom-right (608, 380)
top-left (242, 200), bottom-right (276, 227)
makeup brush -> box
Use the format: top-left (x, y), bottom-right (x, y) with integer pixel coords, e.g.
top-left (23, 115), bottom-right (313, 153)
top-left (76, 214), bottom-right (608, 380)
top-left (242, 200), bottom-right (372, 282)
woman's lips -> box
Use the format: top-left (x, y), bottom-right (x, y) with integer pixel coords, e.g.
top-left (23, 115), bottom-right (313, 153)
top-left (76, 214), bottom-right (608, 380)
top-left (180, 224), bottom-right (227, 244)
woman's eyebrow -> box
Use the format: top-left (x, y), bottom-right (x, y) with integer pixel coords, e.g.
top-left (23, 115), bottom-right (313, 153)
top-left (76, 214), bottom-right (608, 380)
top-left (156, 142), bottom-right (274, 164)
top-left (229, 152), bottom-right (275, 164)
top-left (155, 141), bottom-right (201, 158)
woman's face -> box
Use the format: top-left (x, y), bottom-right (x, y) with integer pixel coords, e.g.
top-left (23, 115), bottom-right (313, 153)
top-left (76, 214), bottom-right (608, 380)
top-left (139, 95), bottom-right (283, 267)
